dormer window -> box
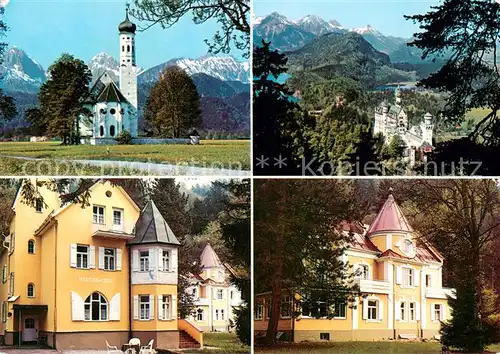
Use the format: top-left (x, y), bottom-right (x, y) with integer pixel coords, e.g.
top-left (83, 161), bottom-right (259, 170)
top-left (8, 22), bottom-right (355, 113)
top-left (403, 239), bottom-right (414, 254)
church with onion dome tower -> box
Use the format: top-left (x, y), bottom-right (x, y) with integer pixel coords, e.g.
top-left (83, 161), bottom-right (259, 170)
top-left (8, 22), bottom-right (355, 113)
top-left (79, 8), bottom-right (139, 145)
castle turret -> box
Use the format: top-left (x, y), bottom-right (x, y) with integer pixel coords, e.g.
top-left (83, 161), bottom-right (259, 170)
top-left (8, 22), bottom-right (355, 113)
top-left (395, 85), bottom-right (402, 106)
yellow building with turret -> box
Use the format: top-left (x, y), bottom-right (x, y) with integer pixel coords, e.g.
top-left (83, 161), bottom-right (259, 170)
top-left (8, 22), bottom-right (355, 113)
top-left (255, 193), bottom-right (455, 342)
top-left (0, 180), bottom-right (202, 350)
top-left (187, 244), bottom-right (243, 332)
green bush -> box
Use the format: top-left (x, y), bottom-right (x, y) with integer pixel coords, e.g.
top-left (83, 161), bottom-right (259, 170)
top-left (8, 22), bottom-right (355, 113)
top-left (115, 130), bottom-right (133, 145)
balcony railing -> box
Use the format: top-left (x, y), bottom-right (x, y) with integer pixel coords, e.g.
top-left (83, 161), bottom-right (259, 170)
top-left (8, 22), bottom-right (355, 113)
top-left (355, 278), bottom-right (391, 294)
top-left (425, 287), bottom-right (456, 299)
top-left (92, 221), bottom-right (135, 239)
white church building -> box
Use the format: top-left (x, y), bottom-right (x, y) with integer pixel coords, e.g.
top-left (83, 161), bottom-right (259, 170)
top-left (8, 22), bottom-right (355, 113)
top-left (374, 87), bottom-right (434, 164)
top-left (79, 9), bottom-right (139, 145)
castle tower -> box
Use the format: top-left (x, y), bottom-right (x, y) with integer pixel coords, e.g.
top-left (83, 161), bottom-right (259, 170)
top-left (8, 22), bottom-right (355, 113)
top-left (395, 85), bottom-right (402, 106)
top-left (118, 8), bottom-right (138, 109)
top-left (128, 200), bottom-right (181, 349)
top-left (421, 112), bottom-right (434, 145)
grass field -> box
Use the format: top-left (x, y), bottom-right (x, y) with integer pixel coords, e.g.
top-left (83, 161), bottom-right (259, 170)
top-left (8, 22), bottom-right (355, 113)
top-left (0, 140), bottom-right (250, 171)
top-left (255, 341), bottom-right (500, 353)
top-left (176, 332), bottom-right (249, 353)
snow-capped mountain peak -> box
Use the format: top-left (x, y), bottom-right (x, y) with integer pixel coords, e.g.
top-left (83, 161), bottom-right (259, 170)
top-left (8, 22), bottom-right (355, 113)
top-left (0, 46), bottom-right (47, 93)
top-left (352, 25), bottom-right (381, 36)
top-left (88, 52), bottom-right (120, 82)
top-left (293, 14), bottom-right (343, 36)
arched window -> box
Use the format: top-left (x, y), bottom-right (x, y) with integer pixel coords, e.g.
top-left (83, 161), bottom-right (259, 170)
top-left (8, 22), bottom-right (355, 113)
top-left (122, 45), bottom-right (124, 52)
top-left (127, 45), bottom-right (130, 52)
top-left (28, 240), bottom-right (35, 254)
top-left (84, 292), bottom-right (108, 321)
top-left (110, 125), bottom-right (116, 137)
top-left (99, 126), bottom-right (104, 137)
top-left (27, 283), bottom-right (35, 298)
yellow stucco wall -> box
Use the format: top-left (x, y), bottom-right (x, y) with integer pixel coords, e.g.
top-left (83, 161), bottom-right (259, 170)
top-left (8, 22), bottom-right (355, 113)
top-left (131, 284), bottom-right (178, 331)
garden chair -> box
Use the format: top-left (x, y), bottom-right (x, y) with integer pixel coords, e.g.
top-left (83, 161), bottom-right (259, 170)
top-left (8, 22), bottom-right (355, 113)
top-left (139, 339), bottom-right (154, 354)
top-left (106, 340), bottom-right (123, 354)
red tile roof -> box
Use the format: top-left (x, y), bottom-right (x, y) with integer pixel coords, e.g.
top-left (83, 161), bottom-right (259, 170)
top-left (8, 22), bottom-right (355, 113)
top-left (367, 194), bottom-right (414, 235)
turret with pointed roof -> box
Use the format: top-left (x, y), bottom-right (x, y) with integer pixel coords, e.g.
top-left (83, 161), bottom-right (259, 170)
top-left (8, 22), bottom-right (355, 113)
top-left (129, 200), bottom-right (180, 245)
top-left (200, 243), bottom-right (222, 269)
top-left (367, 192), bottom-right (413, 236)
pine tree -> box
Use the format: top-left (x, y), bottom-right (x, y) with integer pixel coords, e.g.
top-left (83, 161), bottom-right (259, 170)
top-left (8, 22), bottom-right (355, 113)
top-left (254, 180), bottom-right (361, 344)
top-left (143, 66), bottom-right (202, 138)
top-left (38, 54), bottom-right (92, 144)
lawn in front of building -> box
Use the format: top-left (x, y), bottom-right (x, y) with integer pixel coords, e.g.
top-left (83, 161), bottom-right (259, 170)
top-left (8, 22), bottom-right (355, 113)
top-left (0, 140), bottom-right (250, 170)
top-left (180, 332), bottom-right (249, 353)
top-left (254, 341), bottom-right (500, 354)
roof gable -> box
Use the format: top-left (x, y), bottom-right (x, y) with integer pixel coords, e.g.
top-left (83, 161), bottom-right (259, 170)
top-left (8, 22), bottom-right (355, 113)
top-left (200, 243), bottom-right (222, 269)
top-left (96, 81), bottom-right (129, 104)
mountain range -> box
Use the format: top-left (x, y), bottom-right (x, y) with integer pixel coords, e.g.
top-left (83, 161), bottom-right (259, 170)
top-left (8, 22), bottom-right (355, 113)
top-left (0, 47), bottom-right (250, 135)
top-left (253, 12), bottom-right (422, 63)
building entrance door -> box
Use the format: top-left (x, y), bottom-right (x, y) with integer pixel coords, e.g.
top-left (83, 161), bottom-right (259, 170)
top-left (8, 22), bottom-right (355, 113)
top-left (22, 316), bottom-right (38, 342)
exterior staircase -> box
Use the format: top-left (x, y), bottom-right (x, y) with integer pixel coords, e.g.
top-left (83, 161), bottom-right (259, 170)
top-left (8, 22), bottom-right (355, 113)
top-left (179, 330), bottom-right (201, 349)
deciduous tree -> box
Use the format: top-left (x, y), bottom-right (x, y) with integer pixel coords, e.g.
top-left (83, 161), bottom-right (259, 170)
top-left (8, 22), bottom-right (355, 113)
top-left (143, 66), bottom-right (202, 138)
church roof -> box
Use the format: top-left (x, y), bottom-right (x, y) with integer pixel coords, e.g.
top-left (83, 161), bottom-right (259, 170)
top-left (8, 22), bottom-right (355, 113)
top-left (129, 200), bottom-right (180, 246)
top-left (200, 243), bottom-right (222, 269)
top-left (96, 81), bottom-right (129, 104)
top-left (367, 193), bottom-right (414, 235)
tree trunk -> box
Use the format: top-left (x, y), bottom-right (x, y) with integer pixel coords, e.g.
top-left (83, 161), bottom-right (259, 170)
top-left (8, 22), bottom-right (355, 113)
top-left (265, 187), bottom-right (287, 345)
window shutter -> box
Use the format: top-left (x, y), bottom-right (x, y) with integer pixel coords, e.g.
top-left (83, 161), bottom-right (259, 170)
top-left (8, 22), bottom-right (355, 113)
top-left (110, 293), bottom-right (120, 321)
top-left (148, 249), bottom-right (155, 271)
top-left (416, 302), bottom-right (421, 321)
top-left (440, 304), bottom-right (444, 321)
top-left (158, 249), bottom-right (163, 272)
top-left (362, 298), bottom-right (368, 320)
top-left (431, 303), bottom-right (435, 321)
top-left (172, 295), bottom-right (177, 320)
top-left (149, 294), bottom-right (155, 320)
top-left (158, 295), bottom-right (163, 320)
top-left (378, 300), bottom-right (384, 320)
top-left (414, 270), bottom-right (420, 286)
top-left (133, 295), bottom-right (139, 319)
top-left (395, 300), bottom-right (401, 321)
top-left (71, 291), bottom-right (84, 321)
top-left (89, 245), bottom-right (96, 269)
top-left (132, 249), bottom-right (139, 272)
top-left (98, 247), bottom-right (105, 270)
top-left (116, 248), bottom-right (122, 271)
top-left (171, 248), bottom-right (178, 273)
top-left (70, 244), bottom-right (77, 268)
top-left (396, 266), bottom-right (402, 284)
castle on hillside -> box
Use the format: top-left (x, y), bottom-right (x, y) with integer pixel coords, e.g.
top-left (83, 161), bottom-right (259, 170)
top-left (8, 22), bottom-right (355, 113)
top-left (79, 9), bottom-right (139, 145)
top-left (374, 87), bottom-right (434, 163)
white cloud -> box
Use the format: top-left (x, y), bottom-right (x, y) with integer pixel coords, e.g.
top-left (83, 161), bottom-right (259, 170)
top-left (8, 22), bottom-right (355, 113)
top-left (0, 0), bottom-right (9, 7)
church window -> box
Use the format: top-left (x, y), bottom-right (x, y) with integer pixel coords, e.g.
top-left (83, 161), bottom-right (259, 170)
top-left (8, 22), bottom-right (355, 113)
top-left (99, 126), bottom-right (104, 137)
top-left (122, 45), bottom-right (124, 52)
top-left (110, 125), bottom-right (116, 137)
top-left (110, 108), bottom-right (116, 115)
top-left (127, 45), bottom-right (130, 52)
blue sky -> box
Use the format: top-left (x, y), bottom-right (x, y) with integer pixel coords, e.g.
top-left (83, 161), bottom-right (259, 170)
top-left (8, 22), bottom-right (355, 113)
top-left (254, 0), bottom-right (441, 38)
top-left (4, 0), bottom-right (246, 69)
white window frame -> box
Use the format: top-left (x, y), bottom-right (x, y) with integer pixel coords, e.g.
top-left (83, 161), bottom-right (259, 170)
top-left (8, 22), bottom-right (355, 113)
top-left (139, 251), bottom-right (149, 272)
top-left (425, 274), bottom-right (432, 287)
top-left (140, 295), bottom-right (150, 320)
top-left (215, 309), bottom-right (219, 321)
top-left (93, 205), bottom-right (105, 224)
top-left (104, 248), bottom-right (116, 271)
top-left (27, 283), bottom-right (35, 298)
top-left (221, 309), bottom-right (225, 321)
top-left (217, 289), bottom-right (223, 300)
top-left (356, 263), bottom-right (370, 280)
top-left (400, 301), bottom-right (406, 322)
top-left (162, 295), bottom-right (171, 320)
top-left (1, 301), bottom-right (6, 323)
top-left (196, 308), bottom-right (204, 321)
top-left (367, 300), bottom-right (379, 321)
top-left (334, 300), bottom-right (347, 319)
top-left (433, 303), bottom-right (443, 322)
top-left (403, 267), bottom-right (414, 287)
top-left (112, 208), bottom-right (123, 226)
top-left (2, 265), bottom-right (6, 284)
top-left (409, 301), bottom-right (416, 321)
top-left (162, 249), bottom-right (170, 271)
top-left (255, 303), bottom-right (263, 320)
top-left (76, 245), bottom-right (89, 269)
top-left (280, 295), bottom-right (292, 319)
top-left (8, 273), bottom-right (13, 296)
top-left (84, 292), bottom-right (108, 321)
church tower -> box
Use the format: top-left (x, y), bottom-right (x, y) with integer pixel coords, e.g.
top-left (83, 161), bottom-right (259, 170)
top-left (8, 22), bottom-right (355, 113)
top-left (395, 85), bottom-right (402, 106)
top-left (421, 112), bottom-right (434, 145)
top-left (118, 8), bottom-right (138, 109)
